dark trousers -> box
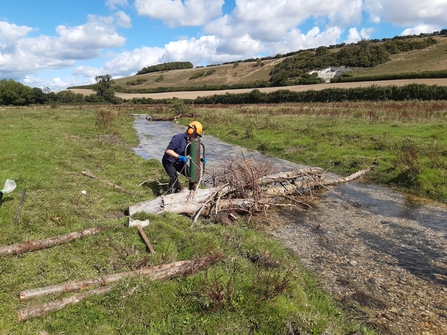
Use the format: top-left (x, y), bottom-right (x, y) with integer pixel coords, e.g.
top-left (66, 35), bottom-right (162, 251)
top-left (162, 160), bottom-right (189, 193)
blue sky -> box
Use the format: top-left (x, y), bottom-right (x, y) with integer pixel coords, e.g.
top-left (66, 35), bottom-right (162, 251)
top-left (1, 0), bottom-right (445, 91)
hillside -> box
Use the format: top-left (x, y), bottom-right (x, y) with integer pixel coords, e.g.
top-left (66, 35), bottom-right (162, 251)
top-left (97, 36), bottom-right (447, 93)
top-left (111, 58), bottom-right (282, 91)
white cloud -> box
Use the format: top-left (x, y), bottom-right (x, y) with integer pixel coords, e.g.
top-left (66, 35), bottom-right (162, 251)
top-left (0, 13), bottom-right (128, 82)
top-left (56, 14), bottom-right (126, 49)
top-left (106, 0), bottom-right (128, 10)
top-left (345, 27), bottom-right (376, 44)
top-left (204, 0), bottom-right (363, 57)
top-left (102, 46), bottom-right (165, 75)
top-left (73, 65), bottom-right (105, 77)
top-left (134, 0), bottom-right (225, 27)
top-left (22, 74), bottom-right (95, 92)
top-left (115, 11), bottom-right (132, 28)
top-left (0, 21), bottom-right (33, 43)
top-left (401, 24), bottom-right (442, 36)
top-left (363, 0), bottom-right (447, 27)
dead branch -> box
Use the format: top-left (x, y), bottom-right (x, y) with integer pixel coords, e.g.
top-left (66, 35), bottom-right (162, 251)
top-left (81, 171), bottom-right (127, 193)
top-left (19, 254), bottom-right (223, 301)
top-left (0, 227), bottom-right (106, 256)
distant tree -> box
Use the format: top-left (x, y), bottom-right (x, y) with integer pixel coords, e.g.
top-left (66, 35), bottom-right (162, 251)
top-left (32, 87), bottom-right (48, 104)
top-left (84, 94), bottom-right (101, 103)
top-left (56, 90), bottom-right (84, 103)
top-left (0, 79), bottom-right (34, 106)
top-left (93, 74), bottom-right (117, 103)
top-left (315, 46), bottom-right (328, 57)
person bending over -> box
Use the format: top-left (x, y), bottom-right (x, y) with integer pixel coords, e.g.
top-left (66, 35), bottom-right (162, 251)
top-left (162, 121), bottom-right (203, 194)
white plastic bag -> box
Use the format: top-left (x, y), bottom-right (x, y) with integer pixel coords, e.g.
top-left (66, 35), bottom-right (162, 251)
top-left (2, 179), bottom-right (16, 194)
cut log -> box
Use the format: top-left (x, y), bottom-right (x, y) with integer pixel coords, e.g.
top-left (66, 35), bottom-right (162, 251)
top-left (17, 286), bottom-right (113, 322)
top-left (19, 254), bottom-right (223, 300)
top-left (0, 227), bottom-right (106, 256)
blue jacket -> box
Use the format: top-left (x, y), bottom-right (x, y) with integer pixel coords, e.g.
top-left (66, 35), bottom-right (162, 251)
top-left (162, 132), bottom-right (188, 164)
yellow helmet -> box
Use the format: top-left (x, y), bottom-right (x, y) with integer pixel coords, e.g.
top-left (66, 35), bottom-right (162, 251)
top-left (187, 121), bottom-right (203, 136)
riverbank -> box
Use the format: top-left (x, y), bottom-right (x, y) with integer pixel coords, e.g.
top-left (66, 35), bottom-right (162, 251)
top-left (268, 183), bottom-right (447, 335)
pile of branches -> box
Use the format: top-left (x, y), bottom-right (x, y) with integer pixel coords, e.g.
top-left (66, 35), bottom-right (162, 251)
top-left (211, 157), bottom-right (276, 200)
top-left (200, 156), bottom-right (326, 224)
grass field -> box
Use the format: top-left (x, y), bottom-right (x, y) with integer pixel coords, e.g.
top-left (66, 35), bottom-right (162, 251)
top-left (0, 106), bottom-right (377, 335)
top-left (188, 100), bottom-right (447, 204)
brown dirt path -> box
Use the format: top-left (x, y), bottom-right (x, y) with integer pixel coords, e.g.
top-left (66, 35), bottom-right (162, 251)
top-left (69, 78), bottom-right (447, 100)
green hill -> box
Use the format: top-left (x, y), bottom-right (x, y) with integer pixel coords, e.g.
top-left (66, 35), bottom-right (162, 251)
top-left (71, 35), bottom-right (447, 93)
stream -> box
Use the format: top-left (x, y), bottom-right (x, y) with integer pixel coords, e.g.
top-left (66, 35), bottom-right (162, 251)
top-left (133, 115), bottom-right (447, 335)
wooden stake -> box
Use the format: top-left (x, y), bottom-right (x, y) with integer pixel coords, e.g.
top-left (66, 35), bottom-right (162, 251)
top-left (136, 225), bottom-right (156, 254)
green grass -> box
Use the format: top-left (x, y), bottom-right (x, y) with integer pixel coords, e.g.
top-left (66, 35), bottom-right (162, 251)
top-left (0, 106), bottom-right (376, 335)
top-left (196, 101), bottom-right (447, 203)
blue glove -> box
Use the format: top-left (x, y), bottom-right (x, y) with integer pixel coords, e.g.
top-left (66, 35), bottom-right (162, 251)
top-left (201, 157), bottom-right (208, 164)
top-left (178, 155), bottom-right (188, 163)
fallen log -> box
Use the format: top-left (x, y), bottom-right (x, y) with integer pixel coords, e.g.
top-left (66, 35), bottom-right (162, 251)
top-left (128, 167), bottom-right (373, 217)
top-left (0, 227), bottom-right (106, 256)
top-left (19, 254), bottom-right (223, 300)
top-left (128, 187), bottom-right (223, 216)
top-left (17, 286), bottom-right (113, 323)
top-left (146, 113), bottom-right (200, 121)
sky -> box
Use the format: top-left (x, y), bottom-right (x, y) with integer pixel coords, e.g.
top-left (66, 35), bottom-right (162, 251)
top-left (1, 0), bottom-right (446, 92)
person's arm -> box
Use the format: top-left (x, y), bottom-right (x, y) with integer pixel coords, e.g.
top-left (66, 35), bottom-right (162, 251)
top-left (165, 149), bottom-right (180, 159)
top-left (166, 149), bottom-right (187, 162)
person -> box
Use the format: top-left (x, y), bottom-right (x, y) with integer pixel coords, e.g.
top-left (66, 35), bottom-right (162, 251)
top-left (162, 121), bottom-right (204, 194)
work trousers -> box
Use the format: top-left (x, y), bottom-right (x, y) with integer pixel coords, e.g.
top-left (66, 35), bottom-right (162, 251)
top-left (162, 160), bottom-right (189, 193)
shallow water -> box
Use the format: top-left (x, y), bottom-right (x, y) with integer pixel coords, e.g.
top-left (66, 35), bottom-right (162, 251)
top-left (133, 115), bottom-right (447, 334)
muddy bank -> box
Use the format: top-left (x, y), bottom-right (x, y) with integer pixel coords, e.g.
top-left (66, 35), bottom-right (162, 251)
top-left (133, 116), bottom-right (447, 335)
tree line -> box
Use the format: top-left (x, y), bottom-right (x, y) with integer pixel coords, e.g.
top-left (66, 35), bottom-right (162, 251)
top-left (136, 62), bottom-right (194, 75)
top-left (2, 79), bottom-right (447, 107)
top-left (0, 76), bottom-right (123, 106)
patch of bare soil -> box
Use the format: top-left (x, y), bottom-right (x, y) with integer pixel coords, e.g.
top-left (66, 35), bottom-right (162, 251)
top-left (68, 78), bottom-right (447, 100)
top-left (266, 182), bottom-right (447, 335)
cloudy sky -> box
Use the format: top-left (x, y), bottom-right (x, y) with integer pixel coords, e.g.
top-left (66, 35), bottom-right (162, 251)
top-left (1, 0), bottom-right (445, 91)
